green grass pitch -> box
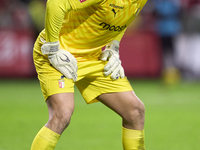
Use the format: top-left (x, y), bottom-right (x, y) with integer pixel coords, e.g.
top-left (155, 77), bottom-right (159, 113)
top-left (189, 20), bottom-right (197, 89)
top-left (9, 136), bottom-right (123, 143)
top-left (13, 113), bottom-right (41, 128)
top-left (0, 78), bottom-right (200, 150)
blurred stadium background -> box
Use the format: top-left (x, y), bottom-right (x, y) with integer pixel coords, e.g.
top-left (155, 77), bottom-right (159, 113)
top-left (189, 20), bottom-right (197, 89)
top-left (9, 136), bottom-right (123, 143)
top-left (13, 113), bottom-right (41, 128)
top-left (0, 0), bottom-right (200, 150)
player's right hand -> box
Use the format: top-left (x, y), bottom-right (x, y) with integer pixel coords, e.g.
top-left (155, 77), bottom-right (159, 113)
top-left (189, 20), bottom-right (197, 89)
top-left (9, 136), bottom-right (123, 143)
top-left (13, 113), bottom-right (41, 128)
top-left (41, 41), bottom-right (78, 82)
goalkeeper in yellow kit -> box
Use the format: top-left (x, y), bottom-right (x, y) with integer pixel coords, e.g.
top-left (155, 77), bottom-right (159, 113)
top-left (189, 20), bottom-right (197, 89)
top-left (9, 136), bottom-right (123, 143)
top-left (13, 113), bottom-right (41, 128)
top-left (31, 0), bottom-right (147, 149)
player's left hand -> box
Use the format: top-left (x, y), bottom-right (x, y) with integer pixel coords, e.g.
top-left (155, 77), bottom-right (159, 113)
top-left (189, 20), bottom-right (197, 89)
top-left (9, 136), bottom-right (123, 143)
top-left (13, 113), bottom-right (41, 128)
top-left (99, 41), bottom-right (125, 80)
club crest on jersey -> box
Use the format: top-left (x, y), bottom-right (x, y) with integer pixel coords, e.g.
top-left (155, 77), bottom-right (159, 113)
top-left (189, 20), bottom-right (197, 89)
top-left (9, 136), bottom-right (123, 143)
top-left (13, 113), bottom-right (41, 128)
top-left (79, 0), bottom-right (86, 3)
top-left (58, 76), bottom-right (65, 88)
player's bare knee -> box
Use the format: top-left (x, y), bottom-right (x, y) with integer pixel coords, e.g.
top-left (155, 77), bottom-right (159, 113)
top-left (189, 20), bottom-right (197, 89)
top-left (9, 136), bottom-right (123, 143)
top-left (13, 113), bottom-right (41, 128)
top-left (49, 110), bottom-right (73, 129)
top-left (134, 100), bottom-right (145, 120)
top-left (124, 99), bottom-right (145, 123)
top-left (58, 112), bottom-right (72, 127)
top-left (137, 100), bottom-right (145, 117)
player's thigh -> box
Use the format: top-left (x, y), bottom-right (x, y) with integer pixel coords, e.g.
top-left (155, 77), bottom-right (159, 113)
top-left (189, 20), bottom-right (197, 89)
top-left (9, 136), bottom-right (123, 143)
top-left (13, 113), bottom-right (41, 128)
top-left (97, 91), bottom-right (144, 119)
top-left (46, 93), bottom-right (75, 119)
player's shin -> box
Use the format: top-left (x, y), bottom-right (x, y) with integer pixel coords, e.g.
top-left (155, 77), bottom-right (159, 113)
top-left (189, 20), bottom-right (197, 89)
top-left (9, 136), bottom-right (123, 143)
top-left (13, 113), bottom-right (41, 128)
top-left (122, 127), bottom-right (145, 150)
top-left (31, 126), bottom-right (60, 150)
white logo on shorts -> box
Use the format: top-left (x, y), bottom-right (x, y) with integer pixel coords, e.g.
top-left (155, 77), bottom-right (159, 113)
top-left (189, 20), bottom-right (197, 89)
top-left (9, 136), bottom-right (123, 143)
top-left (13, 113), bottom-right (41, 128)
top-left (58, 76), bottom-right (65, 88)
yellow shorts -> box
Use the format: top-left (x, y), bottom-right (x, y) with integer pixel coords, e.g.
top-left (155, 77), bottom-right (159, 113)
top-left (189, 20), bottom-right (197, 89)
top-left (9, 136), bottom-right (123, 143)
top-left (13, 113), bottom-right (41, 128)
top-left (33, 35), bottom-right (133, 104)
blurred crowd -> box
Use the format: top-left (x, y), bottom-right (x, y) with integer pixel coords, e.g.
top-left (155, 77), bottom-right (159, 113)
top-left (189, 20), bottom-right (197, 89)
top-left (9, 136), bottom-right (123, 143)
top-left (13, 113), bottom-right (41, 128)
top-left (0, 0), bottom-right (200, 81)
top-left (140, 0), bottom-right (200, 81)
top-left (0, 0), bottom-right (46, 35)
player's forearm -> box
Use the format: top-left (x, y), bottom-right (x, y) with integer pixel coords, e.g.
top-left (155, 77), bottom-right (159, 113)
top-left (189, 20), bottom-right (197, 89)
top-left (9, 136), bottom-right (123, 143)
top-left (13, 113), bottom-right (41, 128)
top-left (45, 0), bottom-right (72, 42)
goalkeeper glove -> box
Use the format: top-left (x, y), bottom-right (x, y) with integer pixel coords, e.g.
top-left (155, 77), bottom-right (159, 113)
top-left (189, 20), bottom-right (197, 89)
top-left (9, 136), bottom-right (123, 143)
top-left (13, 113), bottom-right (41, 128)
top-left (41, 41), bottom-right (78, 82)
top-left (99, 40), bottom-right (125, 80)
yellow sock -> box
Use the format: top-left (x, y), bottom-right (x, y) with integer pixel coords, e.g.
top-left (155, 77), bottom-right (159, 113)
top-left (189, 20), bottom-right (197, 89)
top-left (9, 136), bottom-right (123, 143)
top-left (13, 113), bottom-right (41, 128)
top-left (122, 127), bottom-right (145, 150)
top-left (31, 126), bottom-right (60, 150)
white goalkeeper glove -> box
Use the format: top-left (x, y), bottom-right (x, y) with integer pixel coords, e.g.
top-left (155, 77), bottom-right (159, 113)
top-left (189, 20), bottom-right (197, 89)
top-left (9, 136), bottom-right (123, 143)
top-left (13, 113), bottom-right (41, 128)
top-left (41, 41), bottom-right (78, 82)
top-left (99, 40), bottom-right (125, 80)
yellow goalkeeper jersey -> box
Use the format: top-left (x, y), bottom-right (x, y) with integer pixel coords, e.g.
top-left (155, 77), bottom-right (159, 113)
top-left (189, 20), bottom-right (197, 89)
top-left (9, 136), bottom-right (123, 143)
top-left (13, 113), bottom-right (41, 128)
top-left (41, 0), bottom-right (147, 62)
